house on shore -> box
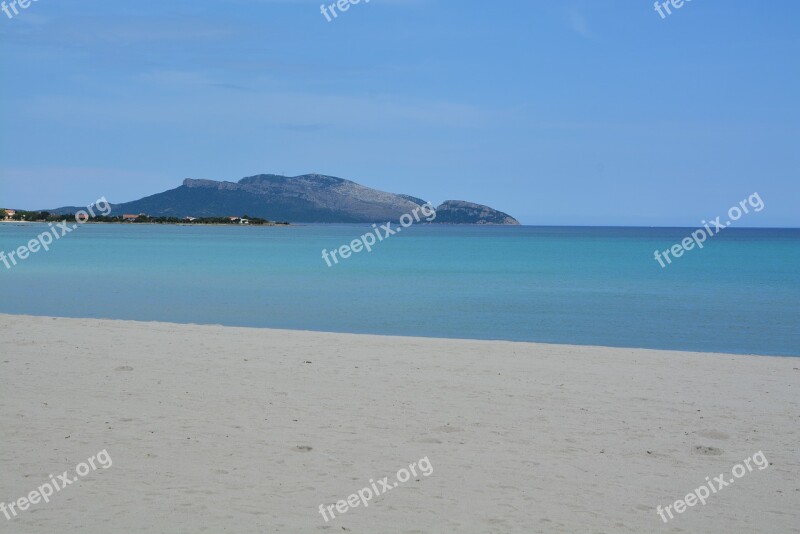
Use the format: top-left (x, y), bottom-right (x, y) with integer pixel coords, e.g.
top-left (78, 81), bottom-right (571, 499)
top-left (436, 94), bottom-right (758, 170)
top-left (122, 213), bottom-right (145, 221)
top-left (3, 209), bottom-right (15, 220)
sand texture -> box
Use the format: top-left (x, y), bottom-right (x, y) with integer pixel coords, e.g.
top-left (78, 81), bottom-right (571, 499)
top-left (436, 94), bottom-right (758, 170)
top-left (1, 314), bottom-right (798, 533)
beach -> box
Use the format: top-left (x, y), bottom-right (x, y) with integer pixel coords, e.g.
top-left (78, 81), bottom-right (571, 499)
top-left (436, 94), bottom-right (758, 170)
top-left (1, 314), bottom-right (797, 533)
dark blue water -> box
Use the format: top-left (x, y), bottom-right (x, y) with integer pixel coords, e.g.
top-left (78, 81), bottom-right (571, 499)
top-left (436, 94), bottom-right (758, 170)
top-left (1, 223), bottom-right (798, 356)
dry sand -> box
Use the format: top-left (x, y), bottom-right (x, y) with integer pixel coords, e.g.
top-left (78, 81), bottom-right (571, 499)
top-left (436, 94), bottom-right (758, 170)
top-left (0, 314), bottom-right (798, 533)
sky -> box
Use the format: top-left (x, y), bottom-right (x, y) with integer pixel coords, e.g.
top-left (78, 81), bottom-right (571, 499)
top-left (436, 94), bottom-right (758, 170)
top-left (1, 0), bottom-right (798, 226)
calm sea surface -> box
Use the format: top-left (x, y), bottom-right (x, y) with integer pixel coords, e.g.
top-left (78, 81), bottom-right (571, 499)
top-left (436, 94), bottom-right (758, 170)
top-left (1, 223), bottom-right (798, 356)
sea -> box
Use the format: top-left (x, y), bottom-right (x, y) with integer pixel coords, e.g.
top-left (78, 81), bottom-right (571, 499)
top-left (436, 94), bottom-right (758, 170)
top-left (1, 223), bottom-right (798, 356)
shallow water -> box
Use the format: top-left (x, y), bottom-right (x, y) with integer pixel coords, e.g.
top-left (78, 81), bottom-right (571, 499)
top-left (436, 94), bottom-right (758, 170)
top-left (1, 223), bottom-right (798, 355)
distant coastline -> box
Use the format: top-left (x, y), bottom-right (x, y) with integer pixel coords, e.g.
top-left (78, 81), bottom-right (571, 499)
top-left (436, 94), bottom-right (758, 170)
top-left (2, 210), bottom-right (290, 227)
top-left (1, 220), bottom-right (291, 227)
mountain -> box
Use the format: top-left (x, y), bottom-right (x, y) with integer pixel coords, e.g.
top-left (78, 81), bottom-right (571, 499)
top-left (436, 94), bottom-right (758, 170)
top-left (434, 200), bottom-right (520, 225)
top-left (48, 173), bottom-right (520, 224)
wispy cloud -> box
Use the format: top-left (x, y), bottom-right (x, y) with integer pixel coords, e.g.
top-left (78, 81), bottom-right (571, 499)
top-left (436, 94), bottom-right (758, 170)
top-left (0, 167), bottom-right (174, 209)
top-left (19, 88), bottom-right (492, 130)
top-left (568, 8), bottom-right (591, 38)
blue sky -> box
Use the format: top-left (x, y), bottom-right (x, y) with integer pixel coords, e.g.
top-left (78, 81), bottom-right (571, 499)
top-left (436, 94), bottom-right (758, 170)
top-left (1, 0), bottom-right (798, 226)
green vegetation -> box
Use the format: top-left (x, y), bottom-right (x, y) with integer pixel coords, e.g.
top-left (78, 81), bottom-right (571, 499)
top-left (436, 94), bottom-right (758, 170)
top-left (3, 211), bottom-right (289, 226)
top-left (5, 210), bottom-right (61, 222)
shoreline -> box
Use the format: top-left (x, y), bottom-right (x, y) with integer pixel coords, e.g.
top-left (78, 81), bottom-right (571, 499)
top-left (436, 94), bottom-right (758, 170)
top-left (4, 219), bottom-right (799, 229)
top-left (0, 312), bottom-right (795, 358)
top-left (1, 313), bottom-right (797, 532)
top-left (0, 220), bottom-right (291, 227)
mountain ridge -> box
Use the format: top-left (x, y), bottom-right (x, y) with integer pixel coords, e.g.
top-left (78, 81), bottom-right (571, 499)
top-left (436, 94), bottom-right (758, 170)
top-left (47, 173), bottom-right (520, 225)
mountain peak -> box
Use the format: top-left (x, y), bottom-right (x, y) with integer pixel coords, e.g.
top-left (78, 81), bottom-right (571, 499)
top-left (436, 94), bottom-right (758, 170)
top-left (236, 173), bottom-right (353, 189)
top-left (183, 178), bottom-right (240, 190)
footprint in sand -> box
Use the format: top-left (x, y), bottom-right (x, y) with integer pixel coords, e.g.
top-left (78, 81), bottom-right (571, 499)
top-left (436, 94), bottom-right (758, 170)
top-left (694, 445), bottom-right (724, 456)
top-left (115, 366), bottom-right (134, 371)
top-left (295, 445), bottom-right (313, 452)
top-left (416, 437), bottom-right (443, 444)
top-left (698, 430), bottom-right (730, 440)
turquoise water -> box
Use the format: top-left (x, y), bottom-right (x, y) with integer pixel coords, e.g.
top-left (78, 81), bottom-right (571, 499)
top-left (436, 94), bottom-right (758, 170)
top-left (1, 223), bottom-right (798, 356)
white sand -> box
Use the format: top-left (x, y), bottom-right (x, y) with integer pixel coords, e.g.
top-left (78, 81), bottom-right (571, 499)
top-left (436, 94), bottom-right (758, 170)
top-left (0, 314), bottom-right (798, 533)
